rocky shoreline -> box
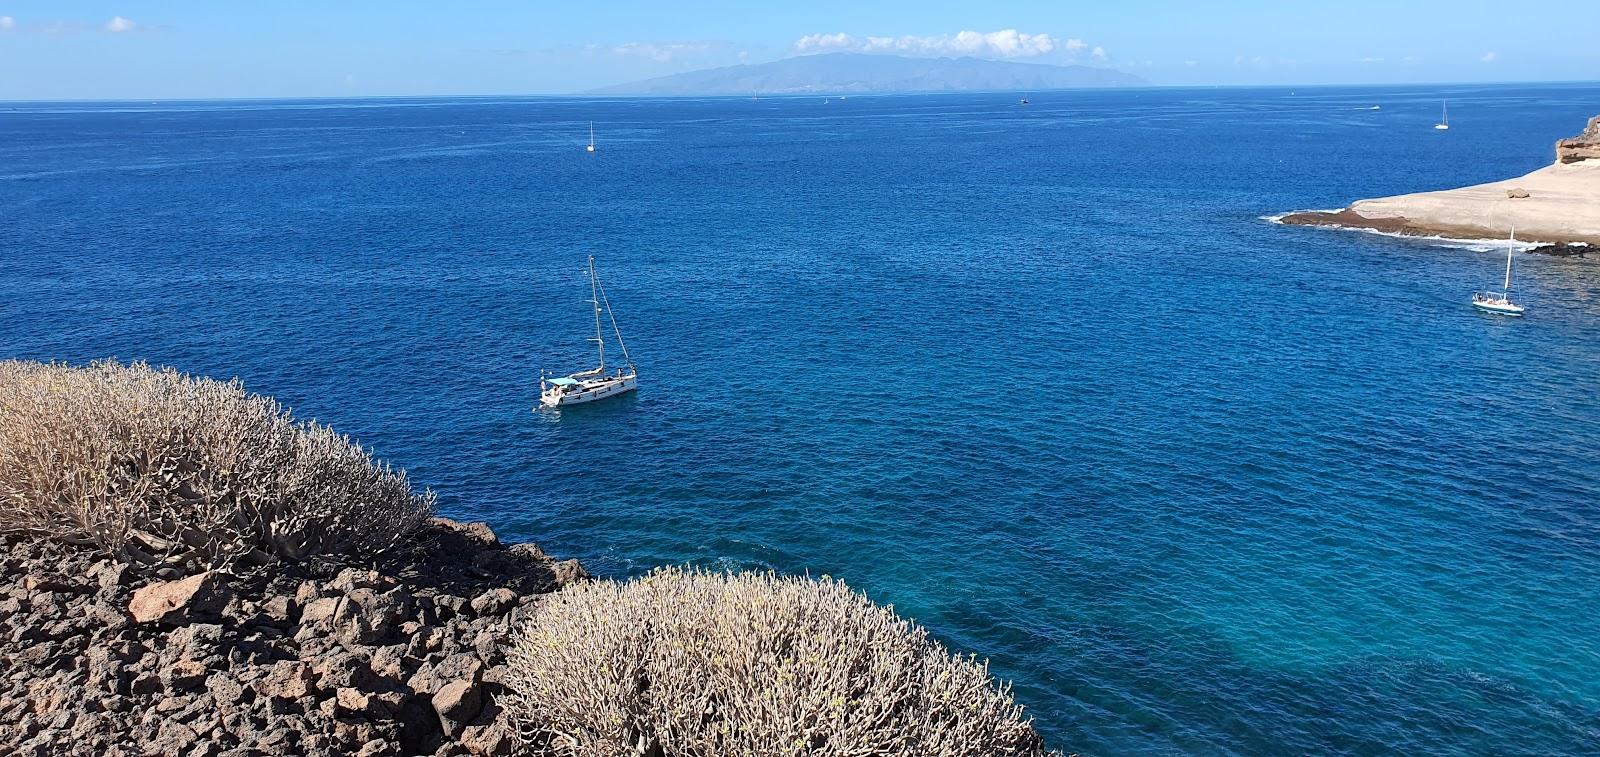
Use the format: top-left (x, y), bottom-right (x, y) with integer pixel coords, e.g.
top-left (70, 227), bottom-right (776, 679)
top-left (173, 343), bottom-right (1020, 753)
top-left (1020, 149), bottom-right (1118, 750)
top-left (1275, 208), bottom-right (1592, 256)
top-left (0, 517), bottom-right (588, 756)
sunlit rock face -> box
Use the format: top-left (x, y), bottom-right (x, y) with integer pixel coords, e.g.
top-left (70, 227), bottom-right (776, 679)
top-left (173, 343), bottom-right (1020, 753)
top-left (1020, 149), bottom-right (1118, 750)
top-left (1556, 115), bottom-right (1600, 164)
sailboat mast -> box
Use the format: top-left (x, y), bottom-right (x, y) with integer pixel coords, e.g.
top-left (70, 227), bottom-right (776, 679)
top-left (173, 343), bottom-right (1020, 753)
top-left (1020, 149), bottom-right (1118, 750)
top-left (1504, 227), bottom-right (1515, 291)
top-left (588, 255), bottom-right (605, 369)
top-left (589, 122), bottom-right (595, 148)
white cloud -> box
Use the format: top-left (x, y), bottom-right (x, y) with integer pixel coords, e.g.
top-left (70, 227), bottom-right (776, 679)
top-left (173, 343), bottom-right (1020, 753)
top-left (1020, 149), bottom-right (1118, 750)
top-left (103, 16), bottom-right (136, 33)
top-left (794, 32), bottom-right (854, 52)
top-left (795, 29), bottom-right (1063, 59)
top-left (1064, 38), bottom-right (1087, 52)
top-left (1357, 56), bottom-right (1384, 64)
top-left (612, 41), bottom-right (713, 63)
top-left (1481, 51), bottom-right (1497, 63)
top-left (1091, 46), bottom-right (1106, 60)
top-left (1184, 60), bottom-right (1199, 68)
top-left (0, 16), bottom-right (15, 31)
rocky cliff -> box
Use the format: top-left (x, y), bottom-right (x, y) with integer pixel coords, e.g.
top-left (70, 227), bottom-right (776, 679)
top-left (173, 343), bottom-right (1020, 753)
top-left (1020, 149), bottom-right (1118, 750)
top-left (1556, 115), bottom-right (1600, 164)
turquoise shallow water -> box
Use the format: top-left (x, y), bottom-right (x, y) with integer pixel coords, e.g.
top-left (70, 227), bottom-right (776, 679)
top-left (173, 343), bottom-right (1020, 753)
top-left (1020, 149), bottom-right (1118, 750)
top-left (3, 84), bottom-right (1599, 753)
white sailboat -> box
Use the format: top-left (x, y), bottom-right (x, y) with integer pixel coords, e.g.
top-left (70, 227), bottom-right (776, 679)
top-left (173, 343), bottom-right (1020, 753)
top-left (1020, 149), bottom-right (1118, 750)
top-left (586, 122), bottom-right (595, 152)
top-left (540, 256), bottom-right (637, 407)
top-left (1472, 228), bottom-right (1525, 316)
top-left (1434, 101), bottom-right (1449, 130)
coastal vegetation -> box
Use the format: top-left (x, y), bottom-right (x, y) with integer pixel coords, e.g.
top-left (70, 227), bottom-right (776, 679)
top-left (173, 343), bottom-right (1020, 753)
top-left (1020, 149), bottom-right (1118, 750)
top-left (504, 567), bottom-right (1052, 756)
top-left (0, 360), bottom-right (1049, 755)
top-left (0, 360), bottom-right (433, 571)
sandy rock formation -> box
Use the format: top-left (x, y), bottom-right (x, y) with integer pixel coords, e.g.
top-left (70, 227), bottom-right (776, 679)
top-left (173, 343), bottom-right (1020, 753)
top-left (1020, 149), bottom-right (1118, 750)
top-left (1556, 115), bottom-right (1600, 164)
top-left (1278, 114), bottom-right (1600, 247)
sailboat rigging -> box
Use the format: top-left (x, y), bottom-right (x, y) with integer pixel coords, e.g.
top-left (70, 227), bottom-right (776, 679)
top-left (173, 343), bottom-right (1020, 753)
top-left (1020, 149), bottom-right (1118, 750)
top-left (540, 256), bottom-right (638, 406)
top-left (586, 122), bottom-right (596, 152)
top-left (1435, 101), bottom-right (1450, 131)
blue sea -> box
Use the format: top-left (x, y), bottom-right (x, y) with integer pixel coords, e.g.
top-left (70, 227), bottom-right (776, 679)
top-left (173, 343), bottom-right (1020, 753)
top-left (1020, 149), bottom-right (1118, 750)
top-left (4, 84), bottom-right (1599, 754)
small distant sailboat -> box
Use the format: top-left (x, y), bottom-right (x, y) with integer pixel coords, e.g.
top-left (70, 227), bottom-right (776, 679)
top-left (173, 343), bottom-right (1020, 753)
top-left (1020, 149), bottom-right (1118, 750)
top-left (1472, 228), bottom-right (1525, 316)
top-left (1435, 101), bottom-right (1450, 130)
top-left (540, 256), bottom-right (637, 407)
top-left (586, 122), bottom-right (596, 152)
top-left (1019, 97), bottom-right (1030, 105)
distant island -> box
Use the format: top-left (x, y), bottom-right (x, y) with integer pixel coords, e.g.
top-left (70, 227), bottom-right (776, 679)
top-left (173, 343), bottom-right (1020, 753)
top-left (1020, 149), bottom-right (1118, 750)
top-left (1279, 115), bottom-right (1600, 251)
top-left (589, 52), bottom-right (1147, 96)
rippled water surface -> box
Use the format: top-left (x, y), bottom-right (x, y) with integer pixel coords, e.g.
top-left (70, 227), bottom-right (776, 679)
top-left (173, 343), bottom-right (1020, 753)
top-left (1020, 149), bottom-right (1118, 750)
top-left (4, 84), bottom-right (1600, 754)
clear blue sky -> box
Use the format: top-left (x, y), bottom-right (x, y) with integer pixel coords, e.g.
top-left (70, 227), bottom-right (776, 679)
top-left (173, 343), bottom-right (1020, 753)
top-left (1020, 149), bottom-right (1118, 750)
top-left (1, 1), bottom-right (1595, 99)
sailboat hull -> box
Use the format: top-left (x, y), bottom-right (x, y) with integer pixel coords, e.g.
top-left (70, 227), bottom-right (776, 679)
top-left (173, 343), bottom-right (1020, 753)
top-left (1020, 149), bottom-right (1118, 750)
top-left (1472, 301), bottom-right (1524, 316)
top-left (541, 375), bottom-right (637, 407)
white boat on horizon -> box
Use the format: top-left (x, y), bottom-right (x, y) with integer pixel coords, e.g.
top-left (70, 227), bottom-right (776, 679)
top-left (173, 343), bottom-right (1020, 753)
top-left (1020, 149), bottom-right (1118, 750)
top-left (586, 122), bottom-right (595, 152)
top-left (1472, 227), bottom-right (1525, 316)
top-left (1435, 101), bottom-right (1450, 130)
top-left (540, 256), bottom-right (637, 407)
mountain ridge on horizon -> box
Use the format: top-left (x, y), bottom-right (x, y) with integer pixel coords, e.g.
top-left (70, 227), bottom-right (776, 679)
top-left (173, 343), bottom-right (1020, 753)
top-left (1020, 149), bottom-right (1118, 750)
top-left (589, 52), bottom-right (1147, 96)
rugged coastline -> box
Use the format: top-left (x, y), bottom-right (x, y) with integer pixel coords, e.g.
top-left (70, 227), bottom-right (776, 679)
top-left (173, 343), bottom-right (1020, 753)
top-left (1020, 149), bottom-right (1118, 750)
top-left (0, 360), bottom-right (1056, 756)
top-left (1279, 114), bottom-right (1600, 250)
top-left (1, 517), bottom-right (588, 756)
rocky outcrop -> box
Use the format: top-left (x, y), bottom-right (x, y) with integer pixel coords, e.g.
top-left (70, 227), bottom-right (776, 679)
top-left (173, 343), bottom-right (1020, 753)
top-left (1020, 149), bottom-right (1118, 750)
top-left (0, 518), bottom-right (589, 756)
top-left (1556, 115), bottom-right (1600, 164)
top-left (1276, 115), bottom-right (1600, 247)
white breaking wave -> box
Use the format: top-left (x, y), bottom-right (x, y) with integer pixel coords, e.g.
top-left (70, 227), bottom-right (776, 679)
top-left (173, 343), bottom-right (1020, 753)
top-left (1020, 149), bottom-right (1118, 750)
top-left (1259, 210), bottom-right (1339, 224)
top-left (1263, 211), bottom-right (1549, 252)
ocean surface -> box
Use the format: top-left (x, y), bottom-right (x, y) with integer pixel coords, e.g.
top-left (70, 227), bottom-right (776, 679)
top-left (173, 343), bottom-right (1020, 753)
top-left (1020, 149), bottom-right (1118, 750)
top-left (4, 84), bottom-right (1599, 754)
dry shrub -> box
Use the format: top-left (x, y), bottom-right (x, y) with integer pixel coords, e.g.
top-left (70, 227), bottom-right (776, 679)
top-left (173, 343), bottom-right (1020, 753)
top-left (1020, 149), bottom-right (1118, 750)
top-left (504, 567), bottom-right (1055, 757)
top-left (0, 359), bottom-right (432, 570)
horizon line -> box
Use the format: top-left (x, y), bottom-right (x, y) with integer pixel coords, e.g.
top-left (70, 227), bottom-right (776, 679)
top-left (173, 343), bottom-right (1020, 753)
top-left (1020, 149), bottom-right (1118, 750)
top-left (2, 78), bottom-right (1597, 105)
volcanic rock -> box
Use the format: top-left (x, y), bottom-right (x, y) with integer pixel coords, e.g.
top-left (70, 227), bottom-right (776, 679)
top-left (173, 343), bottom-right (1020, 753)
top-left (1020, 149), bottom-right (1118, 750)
top-left (127, 572), bottom-right (230, 625)
top-left (0, 516), bottom-right (588, 756)
top-left (432, 679), bottom-right (483, 738)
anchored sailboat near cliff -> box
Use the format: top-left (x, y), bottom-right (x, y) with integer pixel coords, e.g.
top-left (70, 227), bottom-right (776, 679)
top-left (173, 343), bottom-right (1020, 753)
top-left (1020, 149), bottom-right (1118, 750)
top-left (1472, 228), bottom-right (1525, 316)
top-left (540, 256), bottom-right (637, 407)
